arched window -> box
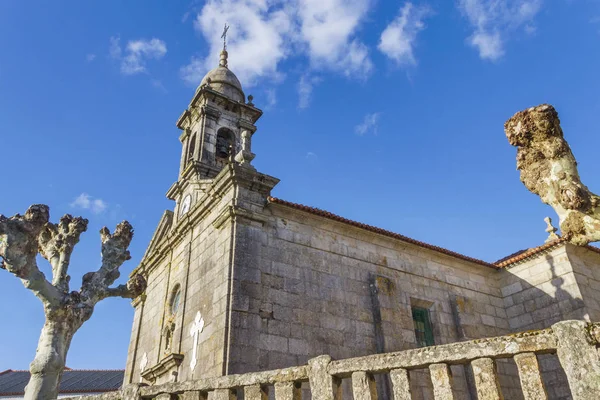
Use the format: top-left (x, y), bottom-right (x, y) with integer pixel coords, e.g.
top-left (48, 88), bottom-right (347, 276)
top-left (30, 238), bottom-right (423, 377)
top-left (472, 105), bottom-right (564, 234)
top-left (216, 128), bottom-right (234, 160)
top-left (170, 285), bottom-right (182, 315)
top-left (187, 134), bottom-right (196, 163)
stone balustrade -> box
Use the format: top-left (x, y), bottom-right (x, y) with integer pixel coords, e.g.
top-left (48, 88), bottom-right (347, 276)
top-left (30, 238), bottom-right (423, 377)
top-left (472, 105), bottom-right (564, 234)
top-left (67, 320), bottom-right (600, 400)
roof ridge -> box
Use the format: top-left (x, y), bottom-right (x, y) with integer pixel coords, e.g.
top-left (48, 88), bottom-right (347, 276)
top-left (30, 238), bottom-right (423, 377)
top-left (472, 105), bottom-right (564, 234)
top-left (267, 196), bottom-right (498, 269)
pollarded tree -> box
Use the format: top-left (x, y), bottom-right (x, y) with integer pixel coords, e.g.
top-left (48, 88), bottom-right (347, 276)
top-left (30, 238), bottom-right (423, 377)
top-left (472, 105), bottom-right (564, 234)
top-left (504, 104), bottom-right (600, 245)
top-left (0, 205), bottom-right (146, 400)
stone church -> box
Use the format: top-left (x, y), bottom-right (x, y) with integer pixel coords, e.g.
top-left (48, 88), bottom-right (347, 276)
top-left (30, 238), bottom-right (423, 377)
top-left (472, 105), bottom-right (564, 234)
top-left (122, 48), bottom-right (600, 399)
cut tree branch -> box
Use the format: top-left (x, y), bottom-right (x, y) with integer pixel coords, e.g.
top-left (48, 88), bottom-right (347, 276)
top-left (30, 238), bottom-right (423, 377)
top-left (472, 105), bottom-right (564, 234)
top-left (0, 205), bottom-right (61, 306)
top-left (98, 274), bottom-right (147, 301)
top-left (38, 214), bottom-right (88, 293)
top-left (80, 221), bottom-right (146, 304)
top-left (505, 104), bottom-right (600, 245)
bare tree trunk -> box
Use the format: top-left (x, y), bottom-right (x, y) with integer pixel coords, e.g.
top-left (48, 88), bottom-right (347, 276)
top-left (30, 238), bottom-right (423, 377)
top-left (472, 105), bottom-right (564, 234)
top-left (1, 206), bottom-right (146, 398)
top-left (25, 318), bottom-right (74, 400)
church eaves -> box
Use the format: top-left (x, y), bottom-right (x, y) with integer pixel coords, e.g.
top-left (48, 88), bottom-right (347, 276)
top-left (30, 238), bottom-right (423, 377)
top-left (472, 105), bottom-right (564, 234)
top-left (267, 196), bottom-right (498, 269)
top-left (267, 197), bottom-right (600, 270)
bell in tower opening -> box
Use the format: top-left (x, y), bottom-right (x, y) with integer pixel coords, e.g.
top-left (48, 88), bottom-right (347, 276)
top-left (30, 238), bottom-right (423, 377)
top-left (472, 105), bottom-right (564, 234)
top-left (216, 128), bottom-right (234, 160)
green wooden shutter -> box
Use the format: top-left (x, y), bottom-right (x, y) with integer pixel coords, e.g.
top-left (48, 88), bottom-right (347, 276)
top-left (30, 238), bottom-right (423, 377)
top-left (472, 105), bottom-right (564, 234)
top-left (412, 307), bottom-right (434, 347)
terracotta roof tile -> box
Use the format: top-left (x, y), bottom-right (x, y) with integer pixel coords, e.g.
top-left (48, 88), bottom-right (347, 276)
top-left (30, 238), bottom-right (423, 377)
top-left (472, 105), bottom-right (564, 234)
top-left (495, 238), bottom-right (600, 268)
top-left (267, 196), bottom-right (498, 269)
top-left (494, 239), bottom-right (564, 268)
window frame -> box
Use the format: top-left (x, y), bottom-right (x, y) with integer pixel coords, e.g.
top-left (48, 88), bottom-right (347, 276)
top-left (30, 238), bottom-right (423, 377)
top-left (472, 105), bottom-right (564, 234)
top-left (412, 306), bottom-right (435, 347)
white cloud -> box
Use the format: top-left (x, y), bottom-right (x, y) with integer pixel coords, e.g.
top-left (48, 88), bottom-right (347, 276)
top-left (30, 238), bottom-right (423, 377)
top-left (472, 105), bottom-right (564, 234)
top-left (378, 2), bottom-right (430, 66)
top-left (109, 36), bottom-right (122, 59)
top-left (297, 0), bottom-right (373, 77)
top-left (70, 193), bottom-right (107, 214)
top-left (181, 0), bottom-right (293, 86)
top-left (265, 88), bottom-right (277, 109)
top-left (297, 74), bottom-right (321, 109)
top-left (181, 0), bottom-right (374, 87)
top-left (355, 112), bottom-right (382, 136)
top-left (458, 0), bottom-right (542, 60)
top-left (109, 36), bottom-right (167, 75)
top-left (86, 54), bottom-right (96, 62)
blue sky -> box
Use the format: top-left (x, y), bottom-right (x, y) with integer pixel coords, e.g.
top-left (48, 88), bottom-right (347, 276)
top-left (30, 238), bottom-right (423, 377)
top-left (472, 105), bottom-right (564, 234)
top-left (2, 0), bottom-right (600, 370)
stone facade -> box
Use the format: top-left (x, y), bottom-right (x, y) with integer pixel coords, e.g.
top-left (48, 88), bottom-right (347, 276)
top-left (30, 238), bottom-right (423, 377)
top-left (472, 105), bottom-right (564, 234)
top-left (123, 50), bottom-right (600, 399)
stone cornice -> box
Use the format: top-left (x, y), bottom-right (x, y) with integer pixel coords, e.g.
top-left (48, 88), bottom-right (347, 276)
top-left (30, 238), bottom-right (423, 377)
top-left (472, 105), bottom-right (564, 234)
top-left (176, 110), bottom-right (191, 130)
top-left (182, 87), bottom-right (263, 126)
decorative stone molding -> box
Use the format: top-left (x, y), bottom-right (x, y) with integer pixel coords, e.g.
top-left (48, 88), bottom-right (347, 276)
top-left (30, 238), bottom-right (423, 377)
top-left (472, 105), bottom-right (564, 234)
top-left (131, 293), bottom-right (146, 308)
top-left (237, 119), bottom-right (257, 133)
top-left (201, 104), bottom-right (221, 121)
top-left (141, 353), bottom-right (184, 383)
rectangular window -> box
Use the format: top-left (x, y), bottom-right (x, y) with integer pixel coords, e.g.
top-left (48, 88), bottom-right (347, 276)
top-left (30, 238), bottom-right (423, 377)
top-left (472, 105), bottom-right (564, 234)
top-left (412, 307), bottom-right (434, 347)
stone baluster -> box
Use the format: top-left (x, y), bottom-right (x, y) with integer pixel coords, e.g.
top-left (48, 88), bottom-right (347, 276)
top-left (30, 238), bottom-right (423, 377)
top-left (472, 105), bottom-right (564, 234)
top-left (471, 358), bottom-right (503, 400)
top-left (208, 389), bottom-right (237, 400)
top-left (389, 368), bottom-right (412, 400)
top-left (155, 395), bottom-right (174, 400)
top-left (182, 391), bottom-right (208, 400)
top-left (244, 385), bottom-right (268, 400)
top-left (513, 353), bottom-right (547, 400)
top-left (351, 371), bottom-right (378, 400)
top-left (552, 320), bottom-right (600, 400)
top-left (274, 382), bottom-right (302, 400)
top-left (308, 355), bottom-right (342, 400)
top-left (429, 363), bottom-right (454, 400)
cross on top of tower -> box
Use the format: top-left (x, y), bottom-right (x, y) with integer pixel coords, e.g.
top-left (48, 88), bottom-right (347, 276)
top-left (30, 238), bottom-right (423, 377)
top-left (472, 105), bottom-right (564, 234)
top-left (219, 23), bottom-right (230, 68)
top-left (221, 23), bottom-right (229, 51)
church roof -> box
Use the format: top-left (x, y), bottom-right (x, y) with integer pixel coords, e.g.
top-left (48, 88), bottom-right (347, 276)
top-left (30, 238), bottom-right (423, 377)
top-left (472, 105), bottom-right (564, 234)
top-left (267, 197), bottom-right (498, 269)
top-left (267, 197), bottom-right (600, 270)
top-left (0, 369), bottom-right (123, 396)
top-left (495, 238), bottom-right (600, 267)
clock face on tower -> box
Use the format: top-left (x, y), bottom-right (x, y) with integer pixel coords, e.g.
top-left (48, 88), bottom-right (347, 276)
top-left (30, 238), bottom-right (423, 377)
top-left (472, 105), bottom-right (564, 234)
top-left (180, 195), bottom-right (191, 216)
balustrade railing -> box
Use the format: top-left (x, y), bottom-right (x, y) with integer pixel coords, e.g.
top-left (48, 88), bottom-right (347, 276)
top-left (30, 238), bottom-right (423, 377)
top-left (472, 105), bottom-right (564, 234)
top-left (67, 320), bottom-right (600, 400)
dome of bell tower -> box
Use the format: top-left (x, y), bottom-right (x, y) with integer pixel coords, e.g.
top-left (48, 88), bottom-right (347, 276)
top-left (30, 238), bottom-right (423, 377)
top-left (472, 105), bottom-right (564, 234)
top-left (199, 50), bottom-right (245, 103)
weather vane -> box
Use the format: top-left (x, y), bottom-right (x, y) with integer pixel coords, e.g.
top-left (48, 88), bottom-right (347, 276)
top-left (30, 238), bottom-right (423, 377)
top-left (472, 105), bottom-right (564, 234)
top-left (221, 23), bottom-right (229, 51)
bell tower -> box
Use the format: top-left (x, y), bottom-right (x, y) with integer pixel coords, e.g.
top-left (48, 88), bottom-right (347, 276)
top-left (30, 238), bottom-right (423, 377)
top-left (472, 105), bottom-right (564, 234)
top-left (167, 44), bottom-right (262, 219)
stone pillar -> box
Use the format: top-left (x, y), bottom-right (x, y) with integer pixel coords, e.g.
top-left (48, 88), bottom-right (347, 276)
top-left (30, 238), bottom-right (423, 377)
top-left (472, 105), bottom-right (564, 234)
top-left (244, 385), bottom-right (268, 400)
top-left (513, 353), bottom-right (547, 400)
top-left (429, 363), bottom-right (454, 400)
top-left (208, 389), bottom-right (237, 400)
top-left (352, 371), bottom-right (378, 400)
top-left (389, 369), bottom-right (411, 400)
top-left (121, 384), bottom-right (142, 400)
top-left (308, 355), bottom-right (341, 400)
top-left (471, 358), bottom-right (503, 400)
top-left (553, 320), bottom-right (600, 400)
top-left (274, 382), bottom-right (302, 400)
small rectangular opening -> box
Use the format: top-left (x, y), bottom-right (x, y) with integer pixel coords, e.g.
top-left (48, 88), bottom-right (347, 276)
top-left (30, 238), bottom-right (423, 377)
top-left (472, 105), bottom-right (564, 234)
top-left (412, 306), bottom-right (435, 347)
